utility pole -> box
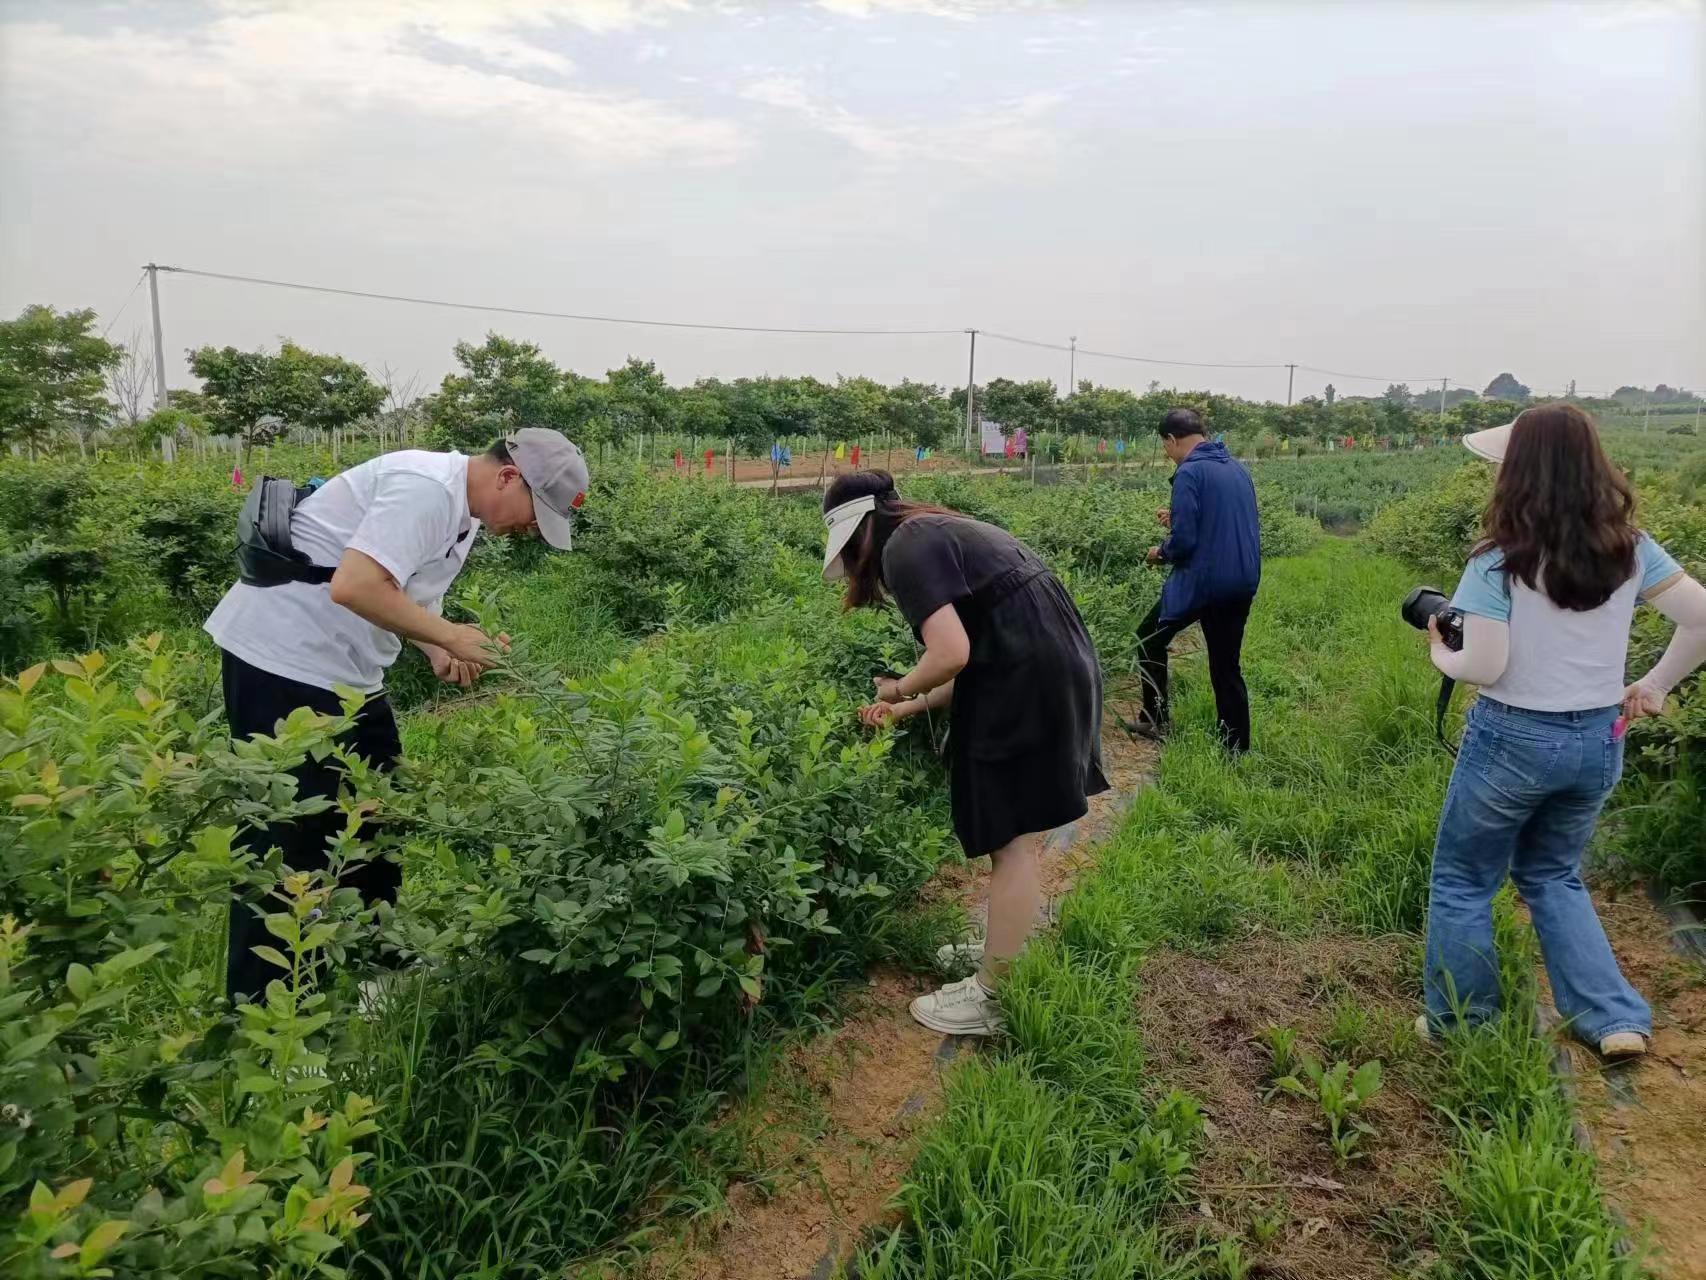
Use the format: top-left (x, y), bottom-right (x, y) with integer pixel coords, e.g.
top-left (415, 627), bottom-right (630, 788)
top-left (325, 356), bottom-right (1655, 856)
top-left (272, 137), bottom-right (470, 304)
top-left (964, 328), bottom-right (978, 454)
top-left (1069, 336), bottom-right (1077, 395)
top-left (1645, 400), bottom-right (1651, 432)
top-left (1439, 378), bottom-right (1448, 428)
top-left (1285, 363), bottom-right (1297, 406)
top-left (146, 263), bottom-right (168, 413)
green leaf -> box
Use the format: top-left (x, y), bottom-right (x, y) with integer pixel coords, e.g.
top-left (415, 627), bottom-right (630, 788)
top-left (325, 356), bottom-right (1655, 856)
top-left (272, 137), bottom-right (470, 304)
top-left (80, 1219), bottom-right (129, 1266)
top-left (293, 1230), bottom-right (344, 1256)
top-left (656, 1029), bottom-right (680, 1052)
top-left (65, 963), bottom-right (93, 1002)
top-left (95, 942), bottom-right (168, 980)
top-left (6, 1031), bottom-right (59, 1062)
top-left (1350, 1059), bottom-right (1383, 1100)
top-left (236, 1074), bottom-right (280, 1096)
top-left (250, 945), bottom-right (292, 973)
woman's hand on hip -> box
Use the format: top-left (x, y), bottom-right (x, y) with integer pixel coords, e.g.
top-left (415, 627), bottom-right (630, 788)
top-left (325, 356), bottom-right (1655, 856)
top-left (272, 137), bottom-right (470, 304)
top-left (1621, 680), bottom-right (1665, 722)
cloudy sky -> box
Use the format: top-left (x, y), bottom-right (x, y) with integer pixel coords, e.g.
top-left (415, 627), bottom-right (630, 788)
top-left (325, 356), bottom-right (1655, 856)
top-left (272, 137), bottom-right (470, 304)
top-left (1, 0), bottom-right (1701, 405)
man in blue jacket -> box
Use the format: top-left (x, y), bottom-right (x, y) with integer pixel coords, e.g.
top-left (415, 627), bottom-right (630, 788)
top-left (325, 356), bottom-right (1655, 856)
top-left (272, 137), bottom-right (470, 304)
top-left (1134, 408), bottom-right (1261, 752)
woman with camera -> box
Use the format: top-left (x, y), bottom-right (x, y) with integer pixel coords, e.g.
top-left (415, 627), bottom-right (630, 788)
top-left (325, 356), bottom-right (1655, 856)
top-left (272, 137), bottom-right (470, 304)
top-left (821, 471), bottom-right (1108, 1036)
top-left (1423, 403), bottom-right (1706, 1058)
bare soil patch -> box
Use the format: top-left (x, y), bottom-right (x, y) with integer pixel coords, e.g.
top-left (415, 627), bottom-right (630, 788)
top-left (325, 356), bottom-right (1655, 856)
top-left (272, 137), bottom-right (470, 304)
top-left (1136, 931), bottom-right (1453, 1280)
top-left (1559, 886), bottom-right (1706, 1279)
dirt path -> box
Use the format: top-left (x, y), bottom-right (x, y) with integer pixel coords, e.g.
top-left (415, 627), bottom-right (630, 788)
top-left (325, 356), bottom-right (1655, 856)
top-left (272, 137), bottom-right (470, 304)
top-left (636, 724), bottom-right (1155, 1280)
top-left (1137, 933), bottom-right (1453, 1280)
top-left (1560, 887), bottom-right (1706, 1279)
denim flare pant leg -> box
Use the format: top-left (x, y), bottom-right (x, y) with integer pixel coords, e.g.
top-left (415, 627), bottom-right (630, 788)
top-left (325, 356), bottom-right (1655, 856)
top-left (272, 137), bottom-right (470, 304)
top-left (1423, 698), bottom-right (1650, 1043)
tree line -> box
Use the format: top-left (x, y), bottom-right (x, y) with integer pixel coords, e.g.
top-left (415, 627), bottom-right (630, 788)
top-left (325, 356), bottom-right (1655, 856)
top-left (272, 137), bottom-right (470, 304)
top-left (2, 303), bottom-right (1697, 459)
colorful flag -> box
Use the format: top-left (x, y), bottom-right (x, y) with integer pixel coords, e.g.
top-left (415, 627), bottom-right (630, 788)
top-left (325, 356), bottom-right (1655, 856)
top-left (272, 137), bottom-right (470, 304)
top-left (232, 466), bottom-right (244, 488)
top-left (850, 444), bottom-right (861, 467)
top-left (704, 448), bottom-right (715, 472)
top-left (674, 449), bottom-right (685, 470)
top-left (834, 441), bottom-right (846, 461)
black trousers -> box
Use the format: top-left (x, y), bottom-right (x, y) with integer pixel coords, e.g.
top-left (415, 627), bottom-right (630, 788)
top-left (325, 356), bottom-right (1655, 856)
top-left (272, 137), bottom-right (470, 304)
top-left (1136, 595), bottom-right (1254, 753)
top-left (221, 650), bottom-right (402, 1001)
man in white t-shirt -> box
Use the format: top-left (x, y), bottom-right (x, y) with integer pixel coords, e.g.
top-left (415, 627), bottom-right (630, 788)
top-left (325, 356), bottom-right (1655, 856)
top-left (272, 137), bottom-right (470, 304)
top-left (206, 428), bottom-right (589, 1000)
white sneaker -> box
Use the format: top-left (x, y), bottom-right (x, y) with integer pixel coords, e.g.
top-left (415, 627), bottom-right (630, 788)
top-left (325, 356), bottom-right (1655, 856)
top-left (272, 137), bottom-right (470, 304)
top-left (935, 940), bottom-right (985, 971)
top-left (1415, 1014), bottom-right (1432, 1042)
top-left (910, 975), bottom-right (1002, 1036)
top-left (1598, 1032), bottom-right (1647, 1058)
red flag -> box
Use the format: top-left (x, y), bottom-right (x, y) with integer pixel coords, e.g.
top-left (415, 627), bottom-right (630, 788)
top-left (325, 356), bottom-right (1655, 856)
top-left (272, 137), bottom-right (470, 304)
top-left (232, 466), bottom-right (244, 488)
top-left (704, 448), bottom-right (715, 472)
top-left (1098, 438), bottom-right (1107, 454)
top-left (850, 444), bottom-right (861, 467)
top-left (674, 449), bottom-right (685, 470)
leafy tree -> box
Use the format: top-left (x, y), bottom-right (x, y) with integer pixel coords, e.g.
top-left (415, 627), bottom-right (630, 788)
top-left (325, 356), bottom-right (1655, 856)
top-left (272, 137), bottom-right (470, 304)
top-left (0, 306), bottom-right (123, 454)
top-left (677, 381), bottom-right (730, 442)
top-left (979, 378), bottom-right (1059, 438)
top-left (605, 357), bottom-right (672, 443)
top-left (429, 333), bottom-right (600, 450)
top-left (881, 380), bottom-right (955, 450)
top-left (188, 340), bottom-right (384, 447)
top-left (1324, 383), bottom-right (1336, 408)
top-left (822, 375), bottom-right (887, 443)
top-left (1482, 372), bottom-right (1531, 402)
top-left (1449, 398), bottom-right (1520, 431)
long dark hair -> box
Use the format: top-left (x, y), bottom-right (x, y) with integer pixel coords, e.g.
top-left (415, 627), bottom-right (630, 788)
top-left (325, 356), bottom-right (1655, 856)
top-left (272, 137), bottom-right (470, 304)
top-left (823, 470), bottom-right (958, 610)
top-left (1476, 403), bottom-right (1638, 611)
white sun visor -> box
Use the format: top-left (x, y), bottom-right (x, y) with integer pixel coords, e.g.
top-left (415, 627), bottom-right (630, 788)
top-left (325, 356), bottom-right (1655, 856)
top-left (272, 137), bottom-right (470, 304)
top-left (822, 495), bottom-right (877, 581)
top-left (1463, 422), bottom-right (1515, 463)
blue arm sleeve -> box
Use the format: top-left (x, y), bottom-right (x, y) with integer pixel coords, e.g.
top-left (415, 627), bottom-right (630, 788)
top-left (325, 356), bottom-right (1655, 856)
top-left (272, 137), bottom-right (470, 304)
top-left (1637, 534), bottom-right (1683, 594)
top-left (1450, 549), bottom-right (1511, 622)
top-left (1159, 470), bottom-right (1201, 565)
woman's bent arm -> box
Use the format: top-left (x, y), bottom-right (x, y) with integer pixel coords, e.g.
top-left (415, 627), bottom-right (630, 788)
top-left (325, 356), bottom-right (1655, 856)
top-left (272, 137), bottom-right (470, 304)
top-left (1630, 573), bottom-right (1706, 705)
top-left (1430, 613), bottom-right (1510, 686)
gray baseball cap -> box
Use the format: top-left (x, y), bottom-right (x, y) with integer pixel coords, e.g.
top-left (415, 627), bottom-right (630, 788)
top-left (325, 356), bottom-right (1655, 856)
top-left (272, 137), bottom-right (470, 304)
top-left (506, 428), bottom-right (590, 550)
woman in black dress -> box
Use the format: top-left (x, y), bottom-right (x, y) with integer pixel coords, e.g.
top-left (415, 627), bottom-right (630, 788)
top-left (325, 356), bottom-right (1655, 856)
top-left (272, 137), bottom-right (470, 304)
top-left (821, 471), bottom-right (1108, 1035)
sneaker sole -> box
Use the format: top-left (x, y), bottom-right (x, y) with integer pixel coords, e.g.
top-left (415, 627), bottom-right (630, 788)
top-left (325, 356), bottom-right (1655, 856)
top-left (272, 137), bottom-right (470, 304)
top-left (909, 996), bottom-right (1001, 1037)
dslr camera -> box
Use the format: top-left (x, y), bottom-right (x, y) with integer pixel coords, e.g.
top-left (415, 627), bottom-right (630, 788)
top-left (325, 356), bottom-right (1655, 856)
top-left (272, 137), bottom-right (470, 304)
top-left (1401, 587), bottom-right (1464, 652)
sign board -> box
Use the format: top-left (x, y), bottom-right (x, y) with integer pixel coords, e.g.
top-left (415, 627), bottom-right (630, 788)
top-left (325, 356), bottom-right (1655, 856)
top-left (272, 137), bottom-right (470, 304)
top-left (980, 419), bottom-right (1008, 455)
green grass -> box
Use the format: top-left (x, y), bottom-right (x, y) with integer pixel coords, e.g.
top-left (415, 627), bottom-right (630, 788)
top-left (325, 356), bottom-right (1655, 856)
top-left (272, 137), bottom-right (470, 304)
top-left (861, 539), bottom-right (1640, 1278)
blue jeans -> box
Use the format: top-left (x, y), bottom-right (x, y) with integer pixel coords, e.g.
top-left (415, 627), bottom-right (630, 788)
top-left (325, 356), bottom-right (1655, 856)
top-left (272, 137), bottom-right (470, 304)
top-left (1424, 697), bottom-right (1650, 1043)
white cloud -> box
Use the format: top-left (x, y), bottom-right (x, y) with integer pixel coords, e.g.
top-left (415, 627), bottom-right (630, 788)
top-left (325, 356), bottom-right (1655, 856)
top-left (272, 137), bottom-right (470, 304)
top-left (1579, 0), bottom-right (1700, 28)
top-left (0, 6), bottom-right (744, 174)
top-left (812, 0), bottom-right (1054, 17)
top-left (740, 74), bottom-right (1069, 174)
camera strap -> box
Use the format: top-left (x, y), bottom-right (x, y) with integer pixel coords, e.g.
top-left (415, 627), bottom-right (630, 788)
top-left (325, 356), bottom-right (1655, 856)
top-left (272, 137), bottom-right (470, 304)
top-left (1434, 675), bottom-right (1458, 758)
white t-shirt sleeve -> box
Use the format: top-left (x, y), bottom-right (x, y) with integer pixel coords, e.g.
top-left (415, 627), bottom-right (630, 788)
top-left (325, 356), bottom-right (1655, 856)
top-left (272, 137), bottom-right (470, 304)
top-left (345, 471), bottom-right (456, 587)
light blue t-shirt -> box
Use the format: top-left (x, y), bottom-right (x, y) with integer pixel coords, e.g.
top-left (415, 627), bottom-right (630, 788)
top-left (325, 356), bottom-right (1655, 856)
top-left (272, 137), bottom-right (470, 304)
top-left (1449, 534), bottom-right (1683, 711)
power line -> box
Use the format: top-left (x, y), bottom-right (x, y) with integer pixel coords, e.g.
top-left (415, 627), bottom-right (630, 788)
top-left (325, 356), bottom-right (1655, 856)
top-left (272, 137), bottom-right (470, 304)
top-left (153, 264), bottom-right (963, 337)
top-left (982, 329), bottom-right (1286, 370)
top-left (100, 270), bottom-right (147, 339)
top-left (1295, 363), bottom-right (1453, 385)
